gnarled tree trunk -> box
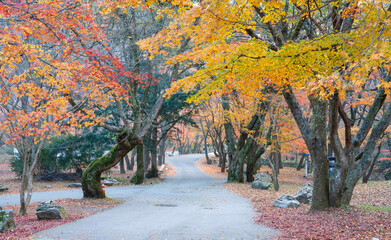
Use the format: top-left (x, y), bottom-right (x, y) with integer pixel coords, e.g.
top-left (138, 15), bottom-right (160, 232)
top-left (82, 134), bottom-right (141, 198)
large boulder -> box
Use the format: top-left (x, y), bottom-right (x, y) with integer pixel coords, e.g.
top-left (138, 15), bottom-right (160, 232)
top-left (294, 182), bottom-right (313, 204)
top-left (0, 184), bottom-right (9, 192)
top-left (68, 183), bottom-right (82, 188)
top-left (255, 172), bottom-right (272, 183)
top-left (0, 207), bottom-right (16, 232)
top-left (273, 194), bottom-right (300, 208)
top-left (36, 201), bottom-right (67, 220)
top-left (251, 181), bottom-right (272, 190)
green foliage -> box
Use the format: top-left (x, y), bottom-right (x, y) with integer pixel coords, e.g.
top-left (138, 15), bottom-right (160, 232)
top-left (159, 91), bottom-right (198, 127)
top-left (0, 146), bottom-right (13, 164)
top-left (11, 131), bottom-right (115, 176)
top-left (358, 205), bottom-right (391, 213)
top-left (385, 171), bottom-right (391, 180)
top-left (0, 146), bottom-right (13, 155)
top-left (283, 161), bottom-right (298, 168)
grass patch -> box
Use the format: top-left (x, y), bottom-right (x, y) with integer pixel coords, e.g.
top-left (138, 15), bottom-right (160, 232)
top-left (358, 205), bottom-right (391, 213)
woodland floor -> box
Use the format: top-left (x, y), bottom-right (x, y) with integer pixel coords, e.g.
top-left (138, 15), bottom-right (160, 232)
top-left (197, 157), bottom-right (391, 240)
top-left (0, 198), bottom-right (121, 240)
top-left (0, 162), bottom-right (172, 195)
top-left (0, 160), bottom-right (174, 240)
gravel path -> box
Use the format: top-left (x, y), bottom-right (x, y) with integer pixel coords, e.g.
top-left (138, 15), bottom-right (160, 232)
top-left (26, 154), bottom-right (278, 240)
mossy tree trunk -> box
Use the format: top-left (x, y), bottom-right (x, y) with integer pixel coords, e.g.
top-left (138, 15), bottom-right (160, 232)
top-left (82, 134), bottom-right (141, 198)
top-left (130, 144), bottom-right (144, 184)
top-left (228, 113), bottom-right (262, 182)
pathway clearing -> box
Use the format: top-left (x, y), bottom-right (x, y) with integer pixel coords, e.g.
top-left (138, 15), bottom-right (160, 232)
top-left (29, 154), bottom-right (278, 240)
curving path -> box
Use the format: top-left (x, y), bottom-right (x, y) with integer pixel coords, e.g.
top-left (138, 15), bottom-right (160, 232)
top-left (27, 154), bottom-right (278, 240)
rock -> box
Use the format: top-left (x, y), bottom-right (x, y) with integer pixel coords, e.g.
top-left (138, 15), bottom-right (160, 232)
top-left (44, 185), bottom-right (53, 189)
top-left (103, 178), bottom-right (120, 186)
top-left (0, 184), bottom-right (9, 193)
top-left (0, 209), bottom-right (16, 232)
top-left (273, 194), bottom-right (300, 208)
top-left (255, 172), bottom-right (272, 183)
top-left (36, 201), bottom-right (67, 220)
top-left (251, 181), bottom-right (272, 190)
top-left (294, 182), bottom-right (313, 204)
top-left (68, 183), bottom-right (82, 188)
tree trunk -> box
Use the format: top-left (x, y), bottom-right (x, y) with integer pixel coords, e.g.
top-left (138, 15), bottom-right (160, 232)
top-left (268, 151), bottom-right (280, 191)
top-left (218, 141), bottom-right (226, 172)
top-left (222, 95), bottom-right (236, 174)
top-left (245, 142), bottom-right (258, 182)
top-left (130, 149), bottom-right (136, 171)
top-left (296, 154), bottom-right (306, 170)
top-left (82, 135), bottom-right (141, 198)
top-left (148, 123), bottom-right (159, 178)
top-left (363, 143), bottom-right (382, 183)
top-left (158, 136), bottom-right (167, 165)
top-left (19, 140), bottom-right (44, 215)
top-left (125, 155), bottom-right (131, 171)
top-left (204, 135), bottom-right (211, 164)
top-left (284, 88), bottom-right (330, 210)
top-left (229, 112), bottom-right (262, 182)
top-left (200, 119), bottom-right (211, 164)
top-left (143, 141), bottom-right (150, 172)
top-left (119, 158), bottom-right (125, 174)
top-left (308, 99), bottom-right (330, 210)
top-left (277, 148), bottom-right (283, 170)
top-left (329, 89), bottom-right (391, 207)
top-left (130, 144), bottom-right (144, 184)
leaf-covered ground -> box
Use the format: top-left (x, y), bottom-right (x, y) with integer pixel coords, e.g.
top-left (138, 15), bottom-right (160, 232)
top-left (197, 157), bottom-right (391, 239)
top-left (0, 162), bottom-right (173, 195)
top-left (0, 198), bottom-right (121, 240)
top-left (0, 162), bottom-right (174, 239)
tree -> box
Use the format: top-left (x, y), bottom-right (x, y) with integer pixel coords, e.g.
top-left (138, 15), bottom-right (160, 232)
top-left (0, 0), bottom-right (133, 215)
top-left (137, 0), bottom-right (391, 210)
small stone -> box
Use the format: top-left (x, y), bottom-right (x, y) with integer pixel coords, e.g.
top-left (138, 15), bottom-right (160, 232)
top-left (103, 178), bottom-right (120, 186)
top-left (68, 183), bottom-right (82, 188)
top-left (36, 201), bottom-right (67, 220)
top-left (251, 181), bottom-right (272, 190)
top-left (294, 182), bottom-right (313, 204)
top-left (44, 185), bottom-right (53, 189)
top-left (0, 209), bottom-right (16, 232)
top-left (273, 194), bottom-right (300, 208)
top-left (254, 172), bottom-right (273, 183)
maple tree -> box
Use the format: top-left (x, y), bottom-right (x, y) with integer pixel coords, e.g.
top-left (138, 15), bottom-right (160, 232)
top-left (0, 0), bottom-right (132, 214)
top-left (134, 0), bottom-right (391, 210)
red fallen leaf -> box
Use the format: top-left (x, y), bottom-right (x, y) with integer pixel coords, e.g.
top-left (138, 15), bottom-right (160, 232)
top-left (0, 198), bottom-right (120, 240)
top-left (221, 165), bottom-right (391, 240)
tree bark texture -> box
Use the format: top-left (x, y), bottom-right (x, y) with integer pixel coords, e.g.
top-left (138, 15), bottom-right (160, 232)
top-left (82, 134), bottom-right (141, 198)
top-left (130, 144), bottom-right (144, 184)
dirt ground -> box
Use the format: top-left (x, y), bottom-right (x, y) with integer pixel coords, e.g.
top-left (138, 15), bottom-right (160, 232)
top-left (0, 198), bottom-right (121, 240)
top-left (0, 160), bottom-right (174, 240)
top-left (0, 162), bottom-right (174, 195)
top-left (197, 157), bottom-right (391, 239)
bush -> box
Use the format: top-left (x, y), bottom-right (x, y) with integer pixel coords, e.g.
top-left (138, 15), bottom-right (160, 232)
top-left (11, 131), bottom-right (115, 177)
top-left (385, 171), bottom-right (391, 181)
